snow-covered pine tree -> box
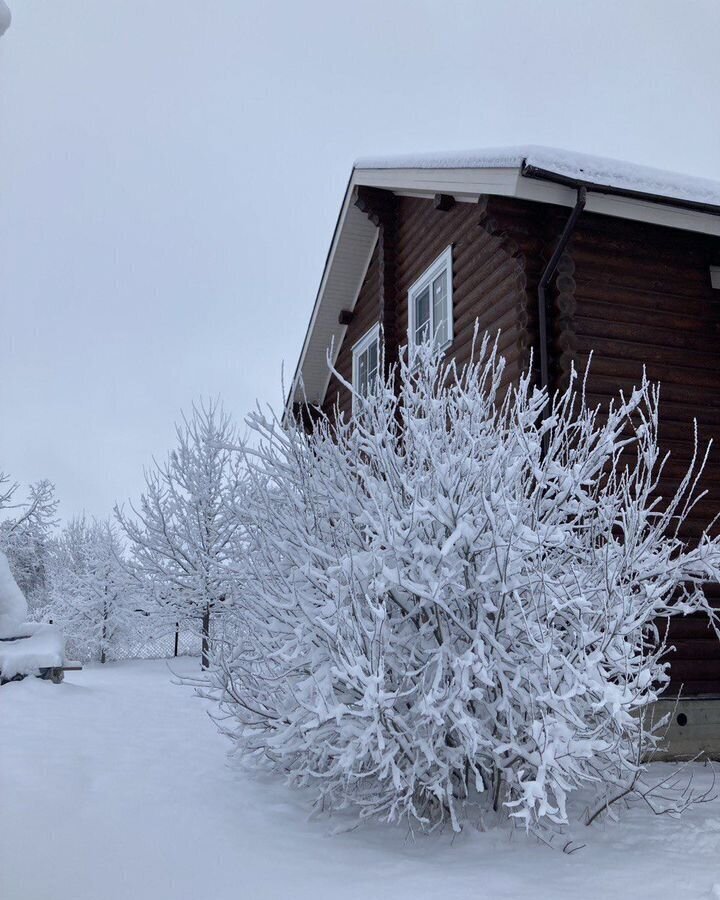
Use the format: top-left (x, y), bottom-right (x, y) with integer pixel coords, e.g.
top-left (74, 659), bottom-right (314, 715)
top-left (210, 336), bottom-right (720, 833)
top-left (116, 400), bottom-right (244, 668)
top-left (46, 516), bottom-right (133, 663)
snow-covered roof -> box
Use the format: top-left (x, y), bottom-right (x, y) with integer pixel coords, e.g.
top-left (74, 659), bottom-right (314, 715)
top-left (355, 145), bottom-right (720, 211)
top-left (0, 2), bottom-right (11, 37)
top-left (286, 146), bottom-right (720, 416)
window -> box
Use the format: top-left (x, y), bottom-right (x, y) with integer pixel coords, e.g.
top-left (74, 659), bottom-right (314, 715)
top-left (352, 323), bottom-right (381, 404)
top-left (408, 246), bottom-right (453, 351)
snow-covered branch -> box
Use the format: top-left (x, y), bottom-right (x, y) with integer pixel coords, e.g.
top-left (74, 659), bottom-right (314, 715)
top-left (209, 334), bottom-right (720, 833)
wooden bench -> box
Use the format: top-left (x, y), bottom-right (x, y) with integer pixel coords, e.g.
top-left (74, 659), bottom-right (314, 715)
top-left (40, 661), bottom-right (83, 684)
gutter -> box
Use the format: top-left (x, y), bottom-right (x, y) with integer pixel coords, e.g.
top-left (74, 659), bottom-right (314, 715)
top-left (522, 162), bottom-right (720, 218)
top-left (524, 160), bottom-right (720, 398)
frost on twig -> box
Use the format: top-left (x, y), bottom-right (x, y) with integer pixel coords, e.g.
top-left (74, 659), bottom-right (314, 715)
top-left (586, 755), bottom-right (717, 826)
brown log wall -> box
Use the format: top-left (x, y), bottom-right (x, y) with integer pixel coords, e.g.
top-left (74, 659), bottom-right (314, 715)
top-left (323, 195), bottom-right (534, 417)
top-left (320, 190), bottom-right (720, 696)
top-left (564, 214), bottom-right (720, 695)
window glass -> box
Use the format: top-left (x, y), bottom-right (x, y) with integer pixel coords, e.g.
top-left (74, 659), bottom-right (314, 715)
top-left (432, 271), bottom-right (447, 346)
top-left (357, 348), bottom-right (369, 397)
top-left (366, 339), bottom-right (378, 395)
top-left (408, 247), bottom-right (452, 352)
top-left (415, 286), bottom-right (431, 344)
top-left (352, 325), bottom-right (381, 404)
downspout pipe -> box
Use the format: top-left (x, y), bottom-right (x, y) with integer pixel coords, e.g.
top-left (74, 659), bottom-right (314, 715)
top-left (537, 186), bottom-right (587, 396)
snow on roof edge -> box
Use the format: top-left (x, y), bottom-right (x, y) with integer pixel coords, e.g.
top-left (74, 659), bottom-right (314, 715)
top-left (354, 145), bottom-right (720, 210)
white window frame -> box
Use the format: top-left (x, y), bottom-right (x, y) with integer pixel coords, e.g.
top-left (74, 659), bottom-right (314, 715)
top-left (351, 323), bottom-right (381, 410)
top-left (407, 245), bottom-right (454, 352)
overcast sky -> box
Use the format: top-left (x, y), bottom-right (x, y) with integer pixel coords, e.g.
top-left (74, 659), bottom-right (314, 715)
top-left (1, 0), bottom-right (720, 520)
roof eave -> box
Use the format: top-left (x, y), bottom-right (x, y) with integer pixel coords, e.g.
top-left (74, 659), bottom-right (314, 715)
top-left (284, 160), bottom-right (720, 422)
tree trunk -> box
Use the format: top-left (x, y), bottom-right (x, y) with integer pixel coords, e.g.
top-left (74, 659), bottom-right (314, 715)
top-left (100, 599), bottom-right (107, 665)
top-left (201, 603), bottom-right (211, 670)
top-left (174, 622), bottom-right (179, 658)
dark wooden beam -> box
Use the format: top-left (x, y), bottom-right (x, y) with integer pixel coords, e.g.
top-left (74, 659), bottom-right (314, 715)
top-left (434, 193), bottom-right (455, 212)
top-left (353, 186), bottom-right (387, 226)
top-left (338, 309), bottom-right (354, 325)
top-left (291, 401), bottom-right (322, 434)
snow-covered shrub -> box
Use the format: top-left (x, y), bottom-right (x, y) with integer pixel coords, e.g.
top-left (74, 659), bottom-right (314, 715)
top-left (211, 336), bottom-right (720, 833)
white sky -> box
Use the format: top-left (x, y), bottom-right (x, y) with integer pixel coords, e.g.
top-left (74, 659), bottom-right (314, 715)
top-left (1, 0), bottom-right (720, 519)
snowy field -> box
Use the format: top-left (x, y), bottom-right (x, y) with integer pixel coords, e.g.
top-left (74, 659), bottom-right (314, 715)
top-left (3, 660), bottom-right (720, 900)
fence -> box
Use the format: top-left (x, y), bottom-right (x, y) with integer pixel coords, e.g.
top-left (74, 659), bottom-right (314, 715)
top-left (63, 617), bottom-right (200, 664)
top-left (104, 625), bottom-right (198, 662)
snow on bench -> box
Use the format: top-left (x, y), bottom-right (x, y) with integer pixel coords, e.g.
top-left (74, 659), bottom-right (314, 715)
top-left (0, 622), bottom-right (66, 683)
top-left (0, 549), bottom-right (69, 684)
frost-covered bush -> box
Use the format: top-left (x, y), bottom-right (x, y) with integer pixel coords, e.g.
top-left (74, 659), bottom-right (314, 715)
top-left (211, 337), bottom-right (720, 832)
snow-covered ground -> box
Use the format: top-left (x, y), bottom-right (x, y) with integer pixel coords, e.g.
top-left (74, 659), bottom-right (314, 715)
top-left (2, 659), bottom-right (720, 900)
